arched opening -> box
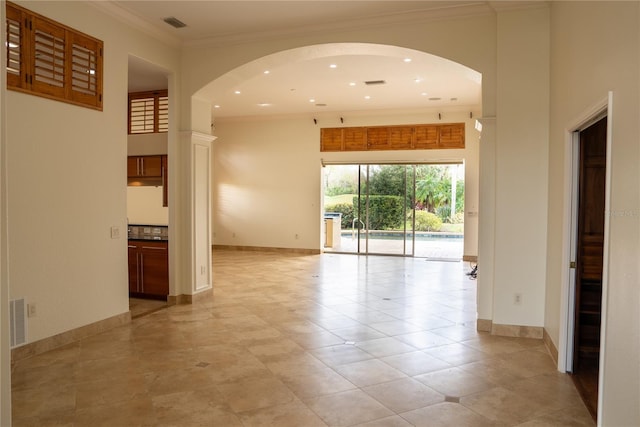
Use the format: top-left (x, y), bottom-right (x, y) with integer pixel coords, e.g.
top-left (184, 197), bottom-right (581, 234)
top-left (194, 43), bottom-right (482, 262)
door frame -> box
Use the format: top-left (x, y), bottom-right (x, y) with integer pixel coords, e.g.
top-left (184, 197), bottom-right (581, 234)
top-left (558, 92), bottom-right (613, 421)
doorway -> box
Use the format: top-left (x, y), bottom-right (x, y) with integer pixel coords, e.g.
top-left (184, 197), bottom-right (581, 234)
top-left (570, 116), bottom-right (607, 420)
top-left (322, 163), bottom-right (464, 259)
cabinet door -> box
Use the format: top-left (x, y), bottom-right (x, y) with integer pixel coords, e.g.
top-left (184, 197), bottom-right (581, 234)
top-left (139, 242), bottom-right (169, 297)
top-left (162, 155), bottom-right (168, 207)
top-left (127, 157), bottom-right (140, 178)
top-left (140, 156), bottom-right (163, 177)
top-left (128, 243), bottom-right (139, 293)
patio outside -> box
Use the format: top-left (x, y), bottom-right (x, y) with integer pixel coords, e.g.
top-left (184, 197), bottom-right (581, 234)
top-left (323, 164), bottom-right (464, 260)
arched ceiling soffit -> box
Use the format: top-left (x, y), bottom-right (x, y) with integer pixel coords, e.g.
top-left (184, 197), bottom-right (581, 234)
top-left (196, 43), bottom-right (482, 119)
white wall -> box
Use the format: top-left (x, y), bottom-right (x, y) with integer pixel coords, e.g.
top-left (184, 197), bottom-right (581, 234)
top-left (546, 2), bottom-right (639, 425)
top-left (6, 1), bottom-right (180, 343)
top-left (127, 133), bottom-right (167, 156)
top-left (493, 7), bottom-right (550, 327)
top-left (127, 187), bottom-right (168, 225)
top-left (0, 1), bottom-right (10, 423)
top-left (212, 109), bottom-right (480, 256)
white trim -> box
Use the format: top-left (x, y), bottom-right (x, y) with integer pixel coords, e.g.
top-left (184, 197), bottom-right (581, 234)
top-left (596, 92), bottom-right (614, 427)
top-left (558, 94), bottom-right (609, 373)
top-left (557, 92), bottom-right (613, 424)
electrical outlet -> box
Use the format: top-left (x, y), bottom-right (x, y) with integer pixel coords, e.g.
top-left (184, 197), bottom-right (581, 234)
top-left (514, 293), bottom-right (522, 305)
top-left (27, 303), bottom-right (36, 317)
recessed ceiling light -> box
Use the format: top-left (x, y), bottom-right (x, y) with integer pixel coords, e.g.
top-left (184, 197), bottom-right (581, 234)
top-left (329, 64), bottom-right (337, 69)
top-left (263, 70), bottom-right (270, 75)
top-left (364, 96), bottom-right (371, 100)
top-left (214, 105), bottom-right (220, 109)
top-left (234, 90), bottom-right (241, 95)
top-left (257, 103), bottom-right (271, 107)
top-left (309, 98), bottom-right (315, 103)
top-left (421, 92), bottom-right (428, 96)
top-left (349, 82), bottom-right (356, 87)
top-left (414, 78), bottom-right (422, 83)
top-left (404, 58), bottom-right (412, 63)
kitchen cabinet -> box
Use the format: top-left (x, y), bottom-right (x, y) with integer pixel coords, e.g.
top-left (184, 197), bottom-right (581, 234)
top-left (162, 155), bottom-right (168, 207)
top-left (127, 155), bottom-right (163, 179)
top-left (128, 240), bottom-right (168, 299)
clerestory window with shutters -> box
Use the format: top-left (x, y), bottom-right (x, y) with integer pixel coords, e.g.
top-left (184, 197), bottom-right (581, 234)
top-left (5, 1), bottom-right (103, 110)
top-left (128, 90), bottom-right (169, 134)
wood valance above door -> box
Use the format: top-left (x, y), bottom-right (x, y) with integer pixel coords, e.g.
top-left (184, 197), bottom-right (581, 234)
top-left (320, 123), bottom-right (465, 152)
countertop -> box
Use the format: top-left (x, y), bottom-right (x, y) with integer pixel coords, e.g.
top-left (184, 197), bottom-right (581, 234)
top-left (128, 235), bottom-right (168, 242)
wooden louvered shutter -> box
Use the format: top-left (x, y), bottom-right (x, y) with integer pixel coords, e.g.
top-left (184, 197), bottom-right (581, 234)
top-left (68, 32), bottom-right (102, 109)
top-left (157, 95), bottom-right (169, 132)
top-left (5, 1), bottom-right (103, 110)
top-left (129, 96), bottom-right (155, 134)
top-left (31, 16), bottom-right (66, 98)
top-left (5, 4), bottom-right (24, 88)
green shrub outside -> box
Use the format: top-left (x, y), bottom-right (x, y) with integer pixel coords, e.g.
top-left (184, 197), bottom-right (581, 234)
top-left (353, 195), bottom-right (405, 230)
top-left (413, 211), bottom-right (443, 231)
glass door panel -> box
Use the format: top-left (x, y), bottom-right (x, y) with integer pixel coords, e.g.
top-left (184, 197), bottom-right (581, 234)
top-left (323, 163), bottom-right (463, 259)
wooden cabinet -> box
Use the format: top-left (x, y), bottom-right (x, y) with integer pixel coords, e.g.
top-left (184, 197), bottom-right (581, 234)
top-left (161, 155), bottom-right (168, 207)
top-left (320, 123), bottom-right (465, 152)
top-left (127, 155), bottom-right (163, 178)
top-left (128, 240), bottom-right (169, 299)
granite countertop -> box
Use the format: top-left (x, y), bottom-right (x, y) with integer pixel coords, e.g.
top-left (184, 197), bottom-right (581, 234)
top-left (128, 235), bottom-right (168, 242)
top-left (128, 224), bottom-right (168, 241)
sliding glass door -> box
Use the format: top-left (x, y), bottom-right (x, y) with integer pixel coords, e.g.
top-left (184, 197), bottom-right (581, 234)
top-left (322, 163), bottom-right (464, 259)
top-left (323, 164), bottom-right (415, 256)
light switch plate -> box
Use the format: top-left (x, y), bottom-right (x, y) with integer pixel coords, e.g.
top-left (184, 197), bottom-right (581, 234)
top-left (110, 226), bottom-right (120, 239)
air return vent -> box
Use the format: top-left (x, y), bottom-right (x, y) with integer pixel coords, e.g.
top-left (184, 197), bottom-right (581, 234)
top-left (163, 17), bottom-right (187, 28)
top-left (364, 80), bottom-right (386, 86)
top-left (10, 298), bottom-right (27, 348)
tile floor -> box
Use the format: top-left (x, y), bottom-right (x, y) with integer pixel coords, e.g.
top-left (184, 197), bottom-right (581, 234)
top-left (11, 250), bottom-right (595, 426)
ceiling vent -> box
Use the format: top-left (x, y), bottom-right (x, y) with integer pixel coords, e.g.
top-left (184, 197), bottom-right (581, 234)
top-left (364, 80), bottom-right (386, 86)
top-left (163, 17), bottom-right (187, 28)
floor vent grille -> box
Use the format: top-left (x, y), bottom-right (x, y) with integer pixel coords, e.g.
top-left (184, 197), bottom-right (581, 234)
top-left (10, 298), bottom-right (27, 348)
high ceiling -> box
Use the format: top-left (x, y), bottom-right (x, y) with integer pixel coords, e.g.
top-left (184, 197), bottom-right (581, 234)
top-left (109, 1), bottom-right (526, 118)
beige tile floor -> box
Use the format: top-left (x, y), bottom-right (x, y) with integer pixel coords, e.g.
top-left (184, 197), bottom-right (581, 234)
top-left (11, 250), bottom-right (595, 426)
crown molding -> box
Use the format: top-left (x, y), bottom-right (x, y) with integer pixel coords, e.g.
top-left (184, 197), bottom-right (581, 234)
top-left (488, 1), bottom-right (550, 13)
top-left (184, 2), bottom-right (495, 49)
top-left (87, 1), bottom-right (182, 48)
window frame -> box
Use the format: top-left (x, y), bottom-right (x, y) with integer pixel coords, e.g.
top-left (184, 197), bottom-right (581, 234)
top-left (5, 1), bottom-right (103, 111)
